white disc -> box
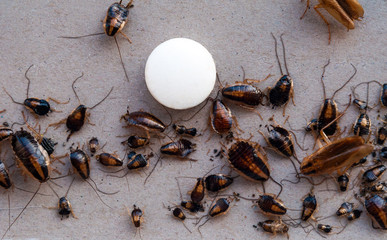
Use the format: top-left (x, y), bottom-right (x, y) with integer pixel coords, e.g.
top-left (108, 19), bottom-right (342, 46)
top-left (145, 38), bottom-right (216, 110)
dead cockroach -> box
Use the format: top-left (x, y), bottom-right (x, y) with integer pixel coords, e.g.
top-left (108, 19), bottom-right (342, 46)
top-left (121, 110), bottom-right (168, 140)
top-left (48, 74), bottom-right (113, 141)
top-left (257, 194), bottom-right (287, 216)
top-left (88, 137), bottom-right (99, 156)
top-left (160, 139), bottom-right (196, 158)
top-left (181, 200), bottom-right (204, 213)
top-left (129, 204), bottom-right (143, 238)
top-left (380, 147), bottom-right (387, 161)
top-left (61, 1), bottom-right (134, 82)
top-left (127, 153), bottom-right (149, 170)
top-left (122, 135), bottom-right (150, 149)
top-left (370, 182), bottom-right (387, 193)
top-left (313, 60), bottom-right (356, 138)
top-left (353, 113), bottom-right (371, 137)
top-left (337, 172), bottom-right (349, 192)
top-left (377, 127), bottom-right (387, 145)
top-left (301, 192), bottom-right (317, 221)
top-left (364, 194), bottom-right (387, 229)
top-left (227, 140), bottom-right (270, 182)
top-left (47, 177), bottom-right (77, 220)
top-left (336, 202), bottom-right (354, 217)
top-left (189, 178), bottom-right (205, 204)
top-left (317, 224), bottom-right (333, 233)
top-left (0, 160), bottom-right (11, 190)
top-left (210, 99), bottom-right (234, 135)
top-left (220, 68), bottom-right (269, 120)
top-left (301, 131), bottom-right (373, 176)
top-left (347, 209), bottom-right (362, 221)
top-left (353, 99), bottom-right (368, 111)
top-left (173, 124), bottom-right (197, 137)
top-left (268, 34), bottom-right (295, 116)
top-left (96, 152), bottom-right (124, 167)
top-left (257, 220), bottom-right (289, 238)
top-left (4, 65), bottom-right (68, 117)
top-left (69, 146), bottom-right (117, 208)
top-left (0, 127), bottom-right (13, 142)
top-left (362, 165), bottom-right (386, 183)
top-left (300, 0), bottom-right (364, 44)
top-left (204, 174), bottom-right (234, 193)
top-left (197, 198), bottom-right (232, 234)
top-left (171, 207), bottom-right (192, 233)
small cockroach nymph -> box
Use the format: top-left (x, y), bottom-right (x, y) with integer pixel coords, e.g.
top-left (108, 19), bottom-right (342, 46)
top-left (317, 224), bottom-right (333, 234)
top-left (127, 153), bottom-right (149, 170)
top-left (48, 177), bottom-right (77, 220)
top-left (380, 147), bottom-right (387, 161)
top-left (171, 207), bottom-right (193, 233)
top-left (364, 194), bottom-right (387, 230)
top-left (312, 60), bottom-right (357, 138)
top-left (122, 135), bottom-right (150, 149)
top-left (4, 65), bottom-right (69, 117)
top-left (181, 200), bottom-right (204, 213)
top-left (268, 34), bottom-right (295, 117)
top-left (257, 220), bottom-right (289, 238)
top-left (173, 124), bottom-right (197, 137)
top-left (347, 209), bottom-right (362, 221)
top-left (337, 172), bottom-right (349, 192)
top-left (48, 73), bottom-right (113, 141)
top-left (88, 137), bottom-right (99, 156)
top-left (369, 182), bottom-right (387, 193)
top-left (377, 127), bottom-right (387, 145)
top-left (257, 194), bottom-right (287, 216)
top-left (210, 99), bottom-right (234, 135)
top-left (204, 174), bottom-right (234, 193)
top-left (300, 0), bottom-right (364, 44)
top-left (352, 81), bottom-right (372, 138)
top-left (69, 145), bottom-right (117, 208)
top-left (129, 204), bottom-right (143, 238)
top-left (197, 198), bottom-right (232, 235)
top-left (336, 202), bottom-right (354, 217)
top-left (96, 152), bottom-right (124, 167)
top-left (362, 165), bottom-right (386, 183)
top-left (301, 192), bottom-right (317, 221)
top-left (0, 127), bottom-right (13, 142)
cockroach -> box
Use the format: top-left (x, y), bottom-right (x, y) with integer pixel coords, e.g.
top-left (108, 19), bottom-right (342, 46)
top-left (305, 118), bottom-right (318, 132)
top-left (160, 139), bottom-right (196, 158)
top-left (377, 127), bottom-right (387, 145)
top-left (0, 160), bottom-right (11, 190)
top-left (210, 99), bottom-right (233, 135)
top-left (260, 124), bottom-right (295, 158)
top-left (54, 177), bottom-right (77, 219)
top-left (257, 220), bottom-right (289, 238)
top-left (257, 194), bottom-right (287, 216)
top-left (301, 193), bottom-right (317, 221)
top-left (190, 178), bottom-right (205, 203)
top-left (220, 68), bottom-right (269, 120)
top-left (69, 146), bottom-right (117, 208)
top-left (181, 200), bottom-right (204, 213)
top-left (0, 127), bottom-right (13, 142)
top-left (123, 135), bottom-right (150, 148)
top-left (173, 124), bottom-right (197, 137)
top-left (353, 113), bottom-right (371, 137)
top-left (227, 140), bottom-right (270, 182)
top-left (197, 198), bottom-right (232, 234)
top-left (314, 60), bottom-right (356, 137)
top-left (171, 207), bottom-right (193, 233)
top-left (353, 99), bottom-right (367, 111)
top-left (317, 224), bottom-right (333, 233)
top-left (337, 173), bottom-right (349, 192)
top-left (300, 0), bottom-right (364, 44)
top-left (96, 152), bottom-right (124, 167)
top-left (380, 147), bottom-right (387, 161)
top-left (11, 128), bottom-right (51, 183)
top-left (121, 110), bottom-right (167, 139)
top-left (364, 194), bottom-right (387, 229)
top-left (300, 136), bottom-right (373, 176)
top-left (88, 137), bottom-right (99, 156)
top-left (370, 182), bottom-right (387, 193)
top-left (347, 209), bottom-right (362, 221)
top-left (129, 204), bottom-right (143, 238)
top-left (48, 73), bottom-right (113, 141)
top-left (268, 34), bottom-right (295, 116)
top-left (336, 202), bottom-right (354, 217)
top-left (3, 65), bottom-right (68, 117)
top-left (127, 153), bottom-right (149, 170)
top-left (362, 165), bottom-right (386, 183)
top-left (204, 174), bottom-right (234, 192)
top-left (61, 1), bottom-right (134, 82)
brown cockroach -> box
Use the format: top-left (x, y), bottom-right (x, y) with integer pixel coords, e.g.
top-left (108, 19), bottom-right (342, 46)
top-left (257, 220), bottom-right (289, 238)
top-left (301, 0), bottom-right (364, 44)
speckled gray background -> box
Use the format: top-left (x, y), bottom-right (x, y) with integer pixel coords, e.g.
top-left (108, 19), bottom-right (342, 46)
top-left (0, 0), bottom-right (386, 239)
